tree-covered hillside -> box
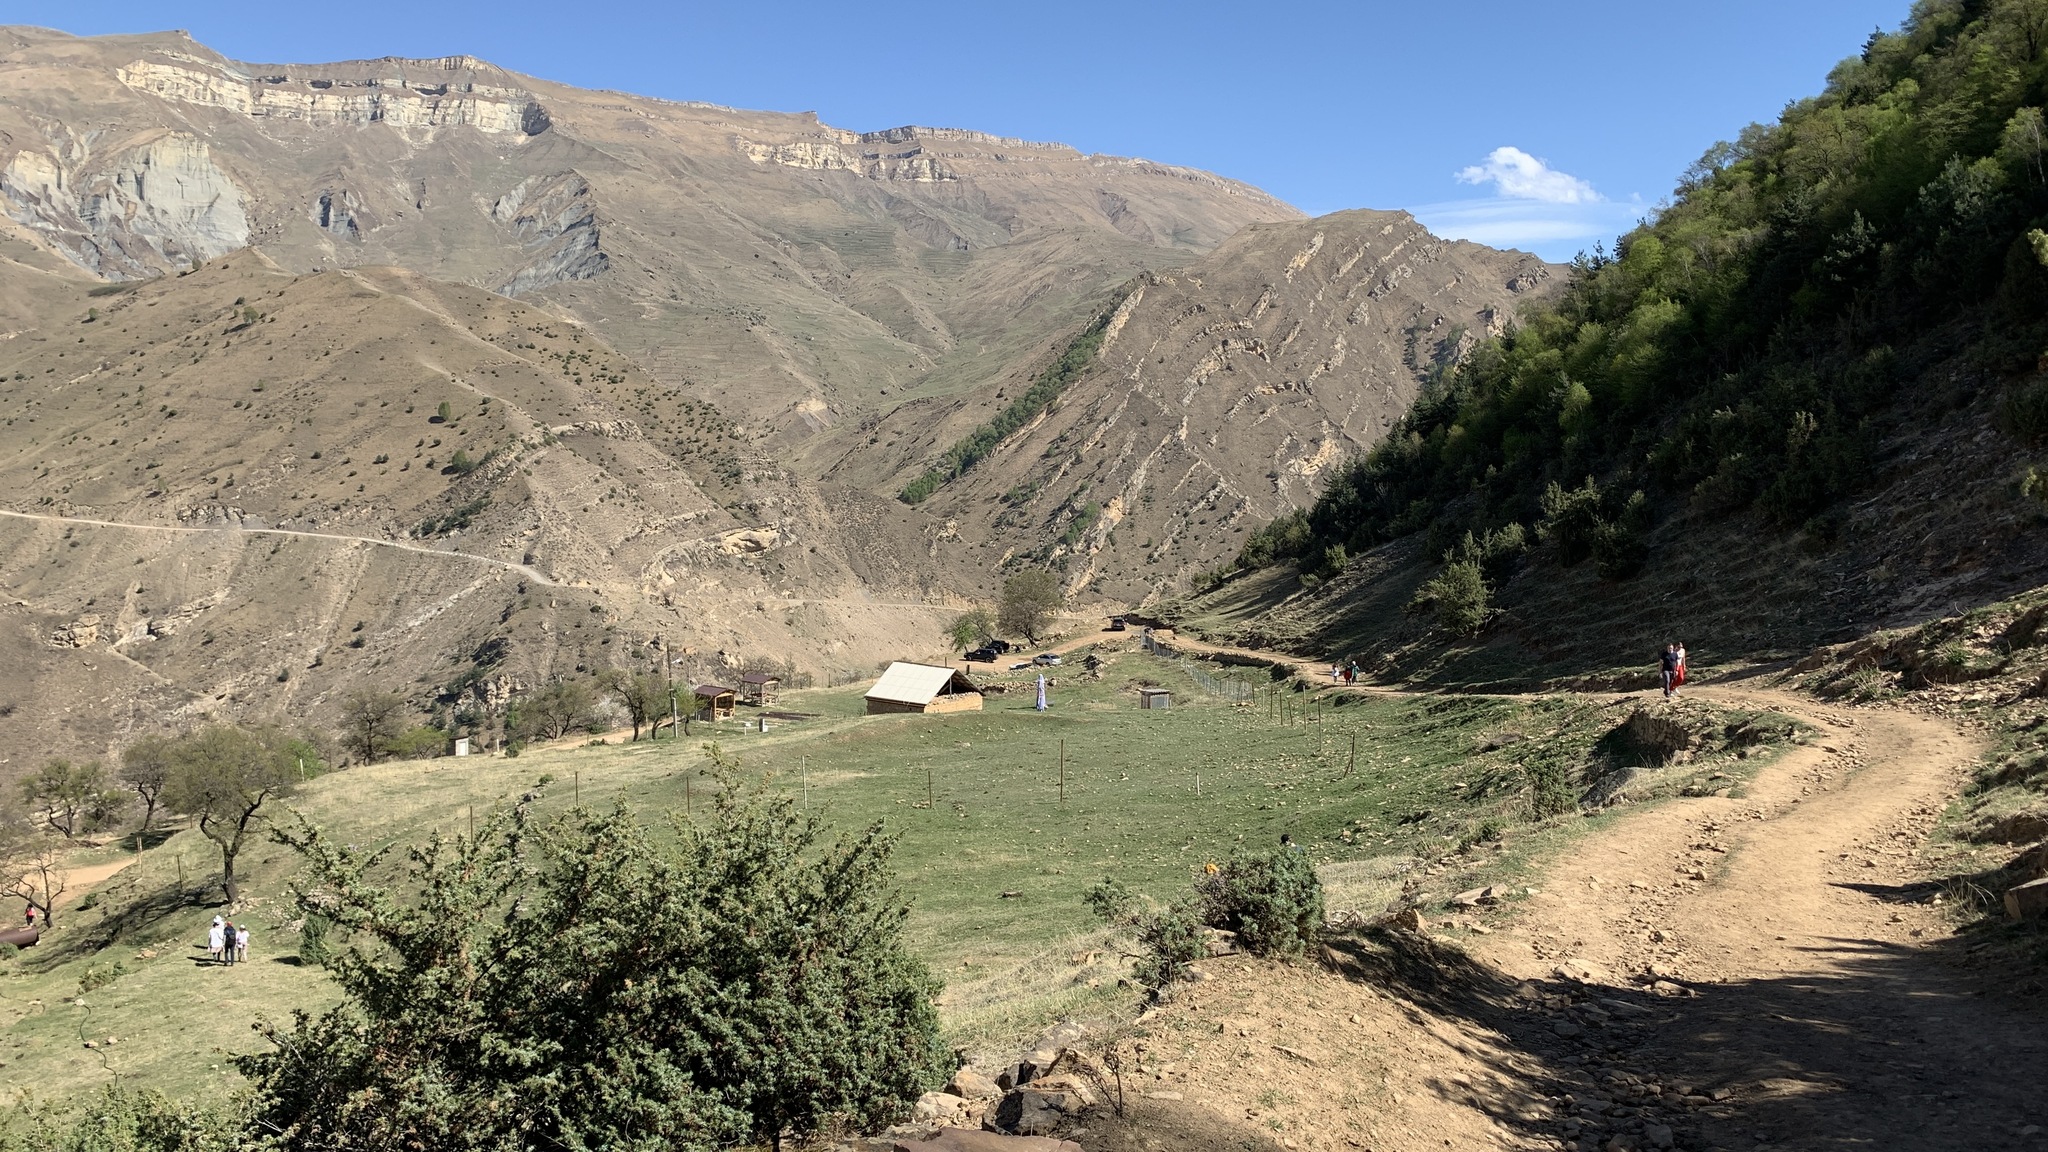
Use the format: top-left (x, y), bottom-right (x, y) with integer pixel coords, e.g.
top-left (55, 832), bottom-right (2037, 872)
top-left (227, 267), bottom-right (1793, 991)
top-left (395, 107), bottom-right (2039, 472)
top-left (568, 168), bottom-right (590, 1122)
top-left (1249, 0), bottom-right (2048, 593)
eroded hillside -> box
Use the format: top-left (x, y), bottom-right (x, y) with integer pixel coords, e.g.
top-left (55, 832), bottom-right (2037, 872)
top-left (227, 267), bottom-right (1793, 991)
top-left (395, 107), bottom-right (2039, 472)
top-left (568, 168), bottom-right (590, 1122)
top-left (842, 210), bottom-right (1557, 598)
top-left (0, 256), bottom-right (968, 776)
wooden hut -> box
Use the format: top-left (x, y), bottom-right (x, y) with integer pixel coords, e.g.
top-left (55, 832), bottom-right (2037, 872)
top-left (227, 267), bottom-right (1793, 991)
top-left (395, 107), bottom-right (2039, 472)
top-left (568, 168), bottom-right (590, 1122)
top-left (738, 672), bottom-right (781, 705)
top-left (1139, 687), bottom-right (1173, 710)
top-left (864, 662), bottom-right (984, 715)
top-left (693, 684), bottom-right (737, 721)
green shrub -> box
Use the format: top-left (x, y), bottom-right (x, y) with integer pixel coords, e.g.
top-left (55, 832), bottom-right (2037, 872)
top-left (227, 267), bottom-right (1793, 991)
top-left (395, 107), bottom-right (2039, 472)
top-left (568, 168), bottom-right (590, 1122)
top-left (0, 1085), bottom-right (247, 1151)
top-left (79, 961), bottom-right (126, 994)
top-left (1999, 377), bottom-right (2048, 444)
top-left (1193, 847), bottom-right (1324, 960)
top-left (1408, 559), bottom-right (1489, 635)
top-left (1538, 478), bottom-right (1605, 567)
top-left (384, 726), bottom-right (447, 760)
top-left (243, 758), bottom-right (950, 1151)
top-left (1591, 498), bottom-right (1649, 580)
top-left (1085, 879), bottom-right (1204, 994)
top-left (1237, 509), bottom-right (1313, 568)
top-left (1525, 749), bottom-right (1578, 819)
top-left (297, 913), bottom-right (334, 967)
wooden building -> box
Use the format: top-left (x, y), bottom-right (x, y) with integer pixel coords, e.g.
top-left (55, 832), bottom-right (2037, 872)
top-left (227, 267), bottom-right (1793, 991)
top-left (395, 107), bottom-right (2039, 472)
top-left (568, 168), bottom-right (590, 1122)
top-left (738, 672), bottom-right (781, 705)
top-left (1139, 687), bottom-right (1172, 710)
top-left (693, 684), bottom-right (737, 721)
top-left (864, 662), bottom-right (984, 715)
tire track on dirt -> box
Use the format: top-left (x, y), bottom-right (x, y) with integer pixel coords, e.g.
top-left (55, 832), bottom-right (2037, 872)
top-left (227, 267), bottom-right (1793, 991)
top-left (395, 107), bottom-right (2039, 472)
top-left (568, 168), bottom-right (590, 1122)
top-left (1477, 684), bottom-right (2046, 1150)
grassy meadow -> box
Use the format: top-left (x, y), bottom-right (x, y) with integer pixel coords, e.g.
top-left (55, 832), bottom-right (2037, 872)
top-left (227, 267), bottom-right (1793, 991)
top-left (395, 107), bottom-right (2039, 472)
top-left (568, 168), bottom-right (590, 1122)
top-left (0, 641), bottom-right (1773, 1105)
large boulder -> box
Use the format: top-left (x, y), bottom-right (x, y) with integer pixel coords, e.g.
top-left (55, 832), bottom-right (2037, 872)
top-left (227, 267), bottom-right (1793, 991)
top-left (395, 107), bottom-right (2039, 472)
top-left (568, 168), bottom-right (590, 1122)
top-left (946, 1068), bottom-right (1000, 1100)
top-left (986, 1079), bottom-right (1093, 1137)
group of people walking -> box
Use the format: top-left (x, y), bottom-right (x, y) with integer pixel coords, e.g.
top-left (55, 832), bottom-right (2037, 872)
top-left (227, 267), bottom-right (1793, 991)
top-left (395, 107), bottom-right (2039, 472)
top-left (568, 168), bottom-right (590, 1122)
top-left (208, 915), bottom-right (249, 966)
top-left (1660, 641), bottom-right (1689, 698)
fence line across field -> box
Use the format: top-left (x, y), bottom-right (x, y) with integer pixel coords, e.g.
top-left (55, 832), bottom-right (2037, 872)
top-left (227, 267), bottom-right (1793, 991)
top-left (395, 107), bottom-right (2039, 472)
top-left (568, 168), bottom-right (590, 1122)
top-left (1143, 630), bottom-right (1253, 702)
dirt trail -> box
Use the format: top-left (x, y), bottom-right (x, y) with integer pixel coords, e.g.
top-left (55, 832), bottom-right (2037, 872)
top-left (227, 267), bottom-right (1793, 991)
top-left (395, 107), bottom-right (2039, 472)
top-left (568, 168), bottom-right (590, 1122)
top-left (0, 507), bottom-right (560, 586)
top-left (1468, 683), bottom-right (2046, 1150)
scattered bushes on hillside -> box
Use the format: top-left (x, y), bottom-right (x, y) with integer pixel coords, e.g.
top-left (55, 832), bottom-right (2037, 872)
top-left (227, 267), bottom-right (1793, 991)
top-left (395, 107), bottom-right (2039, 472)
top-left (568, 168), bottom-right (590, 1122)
top-left (242, 751), bottom-right (950, 1152)
top-left (898, 299), bottom-right (1121, 504)
top-left (1244, 4), bottom-right (2048, 581)
top-left (1087, 844), bottom-right (1326, 996)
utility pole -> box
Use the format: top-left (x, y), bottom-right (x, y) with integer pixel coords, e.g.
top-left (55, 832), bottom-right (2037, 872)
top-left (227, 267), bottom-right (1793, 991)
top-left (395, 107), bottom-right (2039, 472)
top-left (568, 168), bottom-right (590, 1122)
top-left (1059, 739), bottom-right (1066, 803)
top-left (1346, 732), bottom-right (1358, 779)
top-left (802, 754), bottom-right (809, 807)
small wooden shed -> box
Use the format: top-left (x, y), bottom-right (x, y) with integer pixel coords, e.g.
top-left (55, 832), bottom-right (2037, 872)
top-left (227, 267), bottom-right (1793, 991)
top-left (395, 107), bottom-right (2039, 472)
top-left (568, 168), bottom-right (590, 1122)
top-left (1139, 687), bottom-right (1173, 710)
top-left (738, 672), bottom-right (781, 705)
top-left (693, 684), bottom-right (737, 721)
top-left (864, 662), bottom-right (984, 715)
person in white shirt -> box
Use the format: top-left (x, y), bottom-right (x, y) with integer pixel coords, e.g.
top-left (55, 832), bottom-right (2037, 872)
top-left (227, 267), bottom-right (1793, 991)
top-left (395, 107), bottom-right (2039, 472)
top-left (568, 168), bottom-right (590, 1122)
top-left (207, 920), bottom-right (225, 964)
top-left (235, 925), bottom-right (250, 964)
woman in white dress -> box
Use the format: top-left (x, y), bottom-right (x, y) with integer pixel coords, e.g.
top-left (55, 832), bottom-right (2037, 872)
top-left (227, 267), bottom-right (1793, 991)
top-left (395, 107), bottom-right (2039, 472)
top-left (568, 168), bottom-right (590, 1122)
top-left (207, 920), bottom-right (225, 964)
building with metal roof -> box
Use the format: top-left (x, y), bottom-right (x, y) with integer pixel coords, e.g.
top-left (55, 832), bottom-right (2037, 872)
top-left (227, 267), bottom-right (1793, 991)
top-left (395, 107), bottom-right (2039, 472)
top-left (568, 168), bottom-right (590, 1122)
top-left (864, 662), bottom-right (984, 715)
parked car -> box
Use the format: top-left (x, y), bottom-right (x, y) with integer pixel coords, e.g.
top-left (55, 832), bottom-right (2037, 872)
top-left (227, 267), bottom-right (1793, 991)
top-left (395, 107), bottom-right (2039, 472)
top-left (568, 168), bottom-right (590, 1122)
top-left (988, 639), bottom-right (1013, 654)
top-left (1106, 616), bottom-right (1127, 631)
top-left (1033, 652), bottom-right (1063, 667)
top-left (964, 647), bottom-right (999, 663)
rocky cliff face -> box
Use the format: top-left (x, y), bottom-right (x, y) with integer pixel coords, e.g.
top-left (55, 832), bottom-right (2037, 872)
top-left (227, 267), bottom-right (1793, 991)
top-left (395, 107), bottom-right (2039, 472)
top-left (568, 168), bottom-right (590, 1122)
top-left (0, 132), bottom-right (249, 277)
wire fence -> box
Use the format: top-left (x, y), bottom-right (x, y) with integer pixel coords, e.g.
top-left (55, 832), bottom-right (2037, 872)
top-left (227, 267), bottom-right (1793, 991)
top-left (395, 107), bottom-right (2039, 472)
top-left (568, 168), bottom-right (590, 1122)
top-left (1143, 630), bottom-right (1255, 702)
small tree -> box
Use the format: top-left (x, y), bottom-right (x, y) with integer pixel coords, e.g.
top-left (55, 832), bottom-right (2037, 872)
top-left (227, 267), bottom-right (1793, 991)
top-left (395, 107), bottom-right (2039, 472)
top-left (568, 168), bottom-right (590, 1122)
top-left (601, 669), bottom-right (672, 742)
top-left (1, 821), bottom-right (67, 930)
top-left (339, 689), bottom-right (408, 765)
top-left (163, 726), bottom-right (298, 903)
top-left (119, 735), bottom-right (174, 834)
top-left (944, 607), bottom-right (997, 655)
top-left (516, 678), bottom-right (598, 741)
top-left (242, 748), bottom-right (950, 1151)
top-left (997, 570), bottom-right (1064, 643)
top-left (20, 759), bottom-right (126, 839)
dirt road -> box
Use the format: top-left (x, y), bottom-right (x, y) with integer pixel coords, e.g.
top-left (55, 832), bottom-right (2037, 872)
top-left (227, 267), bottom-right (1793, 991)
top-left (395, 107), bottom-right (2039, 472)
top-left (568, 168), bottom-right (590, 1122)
top-left (0, 507), bottom-right (560, 586)
top-left (1470, 683), bottom-right (2045, 1150)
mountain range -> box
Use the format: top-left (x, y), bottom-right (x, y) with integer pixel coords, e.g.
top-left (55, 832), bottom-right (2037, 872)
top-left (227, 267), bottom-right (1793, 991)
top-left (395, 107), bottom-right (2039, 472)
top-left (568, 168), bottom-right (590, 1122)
top-left (0, 25), bottom-right (1557, 768)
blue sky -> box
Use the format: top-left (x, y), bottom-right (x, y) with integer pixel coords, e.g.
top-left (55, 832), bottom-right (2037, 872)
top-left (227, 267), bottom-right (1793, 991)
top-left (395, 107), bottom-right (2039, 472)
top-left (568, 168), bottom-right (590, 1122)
top-left (11, 1), bottom-right (1908, 260)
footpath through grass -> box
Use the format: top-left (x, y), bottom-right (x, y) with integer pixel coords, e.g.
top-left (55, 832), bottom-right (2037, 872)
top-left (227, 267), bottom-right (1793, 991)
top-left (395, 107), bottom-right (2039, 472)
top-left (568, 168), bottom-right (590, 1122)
top-left (0, 641), bottom-right (1772, 1103)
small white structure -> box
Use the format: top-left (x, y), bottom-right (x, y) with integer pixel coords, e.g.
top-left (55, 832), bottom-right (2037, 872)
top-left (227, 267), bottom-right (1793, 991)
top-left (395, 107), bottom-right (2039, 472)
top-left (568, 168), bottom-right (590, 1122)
top-left (1139, 688), bottom-right (1172, 710)
top-left (454, 738), bottom-right (472, 756)
top-left (865, 662), bottom-right (984, 715)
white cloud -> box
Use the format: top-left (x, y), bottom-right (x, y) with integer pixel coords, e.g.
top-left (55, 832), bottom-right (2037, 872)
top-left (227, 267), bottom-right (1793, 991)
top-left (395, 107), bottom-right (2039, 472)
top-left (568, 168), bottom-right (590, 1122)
top-left (1410, 195), bottom-right (1648, 261)
top-left (1455, 146), bottom-right (1599, 205)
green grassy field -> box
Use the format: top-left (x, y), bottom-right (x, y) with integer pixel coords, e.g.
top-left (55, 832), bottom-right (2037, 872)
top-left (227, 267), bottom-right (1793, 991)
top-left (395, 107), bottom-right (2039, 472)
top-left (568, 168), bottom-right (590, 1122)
top-left (0, 641), bottom-right (1781, 1106)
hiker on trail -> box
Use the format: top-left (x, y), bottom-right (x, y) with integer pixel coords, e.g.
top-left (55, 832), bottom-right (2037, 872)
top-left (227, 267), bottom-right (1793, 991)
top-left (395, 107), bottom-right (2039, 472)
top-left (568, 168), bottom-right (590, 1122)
top-left (222, 920), bottom-right (237, 966)
top-left (208, 918), bottom-right (225, 964)
top-left (1674, 642), bottom-right (1689, 696)
top-left (235, 924), bottom-right (250, 964)
top-left (1659, 642), bottom-right (1681, 699)
top-left (23, 904), bottom-right (34, 929)
top-left (1348, 660), bottom-right (1361, 683)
